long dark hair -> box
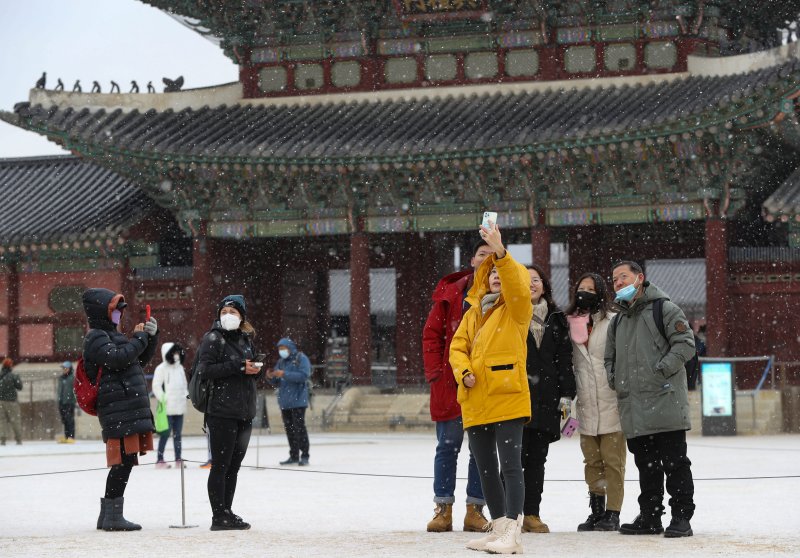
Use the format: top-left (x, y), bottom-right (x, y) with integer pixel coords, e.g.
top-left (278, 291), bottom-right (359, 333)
top-left (527, 264), bottom-right (557, 310)
top-left (565, 272), bottom-right (613, 320)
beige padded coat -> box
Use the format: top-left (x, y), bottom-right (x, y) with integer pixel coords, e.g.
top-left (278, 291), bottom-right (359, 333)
top-left (572, 312), bottom-right (622, 436)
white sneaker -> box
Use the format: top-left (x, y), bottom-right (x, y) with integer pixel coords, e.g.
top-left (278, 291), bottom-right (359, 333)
top-left (466, 517), bottom-right (512, 551)
top-left (485, 514), bottom-right (523, 554)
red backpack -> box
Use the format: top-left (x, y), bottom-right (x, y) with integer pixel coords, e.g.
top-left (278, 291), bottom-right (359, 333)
top-left (74, 357), bottom-right (102, 416)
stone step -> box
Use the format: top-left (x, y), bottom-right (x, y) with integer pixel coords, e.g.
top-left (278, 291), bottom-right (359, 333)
top-left (352, 400), bottom-right (395, 413)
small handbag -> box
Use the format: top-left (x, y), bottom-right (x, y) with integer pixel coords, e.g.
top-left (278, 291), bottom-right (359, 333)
top-left (155, 396), bottom-right (169, 434)
top-left (561, 416), bottom-right (579, 437)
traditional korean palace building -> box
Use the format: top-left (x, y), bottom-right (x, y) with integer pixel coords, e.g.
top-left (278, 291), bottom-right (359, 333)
top-left (1, 1), bottom-right (800, 387)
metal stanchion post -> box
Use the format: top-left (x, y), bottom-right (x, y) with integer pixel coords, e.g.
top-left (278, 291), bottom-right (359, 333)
top-left (256, 425), bottom-right (261, 469)
top-left (169, 459), bottom-right (198, 529)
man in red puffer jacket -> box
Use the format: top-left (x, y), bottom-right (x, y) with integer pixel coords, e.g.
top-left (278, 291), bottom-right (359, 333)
top-left (422, 239), bottom-right (494, 533)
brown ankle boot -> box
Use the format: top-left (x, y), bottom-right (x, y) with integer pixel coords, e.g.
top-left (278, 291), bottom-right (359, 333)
top-left (522, 515), bottom-right (550, 533)
top-left (426, 503), bottom-right (453, 532)
top-left (463, 503), bottom-right (489, 532)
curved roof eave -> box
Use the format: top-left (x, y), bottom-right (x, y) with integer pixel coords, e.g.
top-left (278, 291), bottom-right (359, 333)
top-left (9, 60), bottom-right (800, 168)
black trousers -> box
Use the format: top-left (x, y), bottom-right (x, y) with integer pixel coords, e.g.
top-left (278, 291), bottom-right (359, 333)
top-left (521, 429), bottom-right (551, 517)
top-left (467, 418), bottom-right (525, 520)
top-left (206, 415), bottom-right (252, 516)
top-left (626, 430), bottom-right (695, 520)
top-left (281, 407), bottom-right (309, 460)
top-left (59, 404), bottom-right (75, 439)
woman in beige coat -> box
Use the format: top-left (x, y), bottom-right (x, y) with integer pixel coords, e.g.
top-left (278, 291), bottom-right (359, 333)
top-left (565, 272), bottom-right (626, 532)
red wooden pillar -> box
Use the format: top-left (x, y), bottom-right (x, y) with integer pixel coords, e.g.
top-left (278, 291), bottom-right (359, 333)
top-left (349, 230), bottom-right (371, 384)
top-left (7, 262), bottom-right (19, 362)
top-left (120, 240), bottom-right (136, 329)
top-left (705, 218), bottom-right (729, 357)
top-left (192, 221), bottom-right (215, 348)
top-left (531, 215), bottom-right (551, 278)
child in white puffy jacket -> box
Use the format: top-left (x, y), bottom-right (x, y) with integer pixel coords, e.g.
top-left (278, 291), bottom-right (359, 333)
top-left (152, 342), bottom-right (188, 468)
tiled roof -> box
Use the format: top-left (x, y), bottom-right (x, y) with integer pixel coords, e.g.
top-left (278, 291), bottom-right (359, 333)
top-left (763, 166), bottom-right (800, 221)
top-left (0, 156), bottom-right (152, 246)
top-left (7, 61), bottom-right (800, 165)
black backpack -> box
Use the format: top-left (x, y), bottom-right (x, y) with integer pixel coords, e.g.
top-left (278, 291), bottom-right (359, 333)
top-left (611, 298), bottom-right (699, 389)
top-left (187, 349), bottom-right (212, 413)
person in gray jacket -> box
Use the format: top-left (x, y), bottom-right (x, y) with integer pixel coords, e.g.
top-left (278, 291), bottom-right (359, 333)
top-left (605, 261), bottom-right (696, 538)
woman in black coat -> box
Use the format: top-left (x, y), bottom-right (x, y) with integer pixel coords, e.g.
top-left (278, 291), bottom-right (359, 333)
top-left (196, 294), bottom-right (262, 531)
top-left (82, 287), bottom-right (158, 531)
top-left (522, 265), bottom-right (576, 534)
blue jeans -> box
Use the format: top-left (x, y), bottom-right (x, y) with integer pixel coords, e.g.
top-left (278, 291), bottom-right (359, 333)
top-left (157, 415), bottom-right (184, 461)
top-left (433, 417), bottom-right (485, 505)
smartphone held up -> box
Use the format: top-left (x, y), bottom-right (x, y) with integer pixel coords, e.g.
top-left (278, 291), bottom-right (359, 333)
top-left (481, 211), bottom-right (497, 229)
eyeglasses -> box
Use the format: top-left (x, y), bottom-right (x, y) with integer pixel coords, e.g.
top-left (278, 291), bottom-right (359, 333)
top-left (530, 278), bottom-right (542, 284)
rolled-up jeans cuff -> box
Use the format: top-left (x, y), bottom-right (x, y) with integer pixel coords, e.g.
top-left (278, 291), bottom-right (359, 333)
top-left (433, 496), bottom-right (456, 504)
top-left (466, 496), bottom-right (486, 506)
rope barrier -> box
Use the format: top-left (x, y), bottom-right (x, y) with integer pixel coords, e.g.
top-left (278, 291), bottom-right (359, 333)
top-left (1, 458), bottom-right (798, 482)
top-left (688, 443), bottom-right (800, 452)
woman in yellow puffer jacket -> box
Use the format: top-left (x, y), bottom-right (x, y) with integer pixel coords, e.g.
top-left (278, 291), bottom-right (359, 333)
top-left (449, 222), bottom-right (532, 554)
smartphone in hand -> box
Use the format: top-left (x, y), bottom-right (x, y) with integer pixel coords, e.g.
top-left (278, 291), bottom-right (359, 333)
top-left (481, 211), bottom-right (497, 229)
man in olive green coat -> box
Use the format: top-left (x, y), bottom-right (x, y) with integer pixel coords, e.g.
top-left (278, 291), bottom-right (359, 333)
top-left (605, 261), bottom-right (696, 538)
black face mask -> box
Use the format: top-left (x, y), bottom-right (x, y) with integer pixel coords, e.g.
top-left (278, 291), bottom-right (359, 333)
top-left (575, 291), bottom-right (601, 311)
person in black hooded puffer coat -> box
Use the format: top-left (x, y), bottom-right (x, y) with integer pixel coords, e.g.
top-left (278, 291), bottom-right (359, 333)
top-left (196, 294), bottom-right (263, 531)
top-left (82, 287), bottom-right (159, 532)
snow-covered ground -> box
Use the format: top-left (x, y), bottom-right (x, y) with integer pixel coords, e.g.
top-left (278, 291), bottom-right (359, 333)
top-left (1, 431), bottom-right (798, 557)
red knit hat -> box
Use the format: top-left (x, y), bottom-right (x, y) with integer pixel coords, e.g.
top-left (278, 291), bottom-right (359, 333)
top-left (1, 358), bottom-right (12, 368)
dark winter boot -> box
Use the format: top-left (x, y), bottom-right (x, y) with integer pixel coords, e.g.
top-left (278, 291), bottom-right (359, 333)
top-left (664, 517), bottom-right (693, 538)
top-left (619, 512), bottom-right (664, 535)
top-left (210, 510), bottom-right (251, 531)
top-left (97, 498), bottom-right (107, 529)
top-left (594, 510), bottom-right (621, 531)
top-left (101, 497), bottom-right (142, 531)
top-left (577, 493), bottom-right (606, 532)
top-left (226, 510), bottom-right (251, 529)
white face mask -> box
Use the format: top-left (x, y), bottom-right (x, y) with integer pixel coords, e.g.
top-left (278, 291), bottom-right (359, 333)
top-left (220, 314), bottom-right (241, 331)
top-left (278, 349), bottom-right (290, 359)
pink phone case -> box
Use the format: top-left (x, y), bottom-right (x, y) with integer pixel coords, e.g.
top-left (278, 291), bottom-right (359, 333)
top-left (561, 417), bottom-right (579, 437)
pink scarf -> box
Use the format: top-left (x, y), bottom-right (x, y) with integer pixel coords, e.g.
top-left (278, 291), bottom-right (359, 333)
top-left (566, 312), bottom-right (590, 344)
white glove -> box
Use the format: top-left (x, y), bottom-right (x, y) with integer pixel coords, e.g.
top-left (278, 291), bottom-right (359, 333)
top-left (559, 397), bottom-right (573, 419)
top-left (143, 317), bottom-right (158, 336)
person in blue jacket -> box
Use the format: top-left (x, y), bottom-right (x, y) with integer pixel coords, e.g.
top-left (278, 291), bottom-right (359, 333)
top-left (268, 337), bottom-right (311, 466)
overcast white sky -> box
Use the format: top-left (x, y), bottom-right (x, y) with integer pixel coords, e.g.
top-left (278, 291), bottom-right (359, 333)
top-left (0, 0), bottom-right (238, 158)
